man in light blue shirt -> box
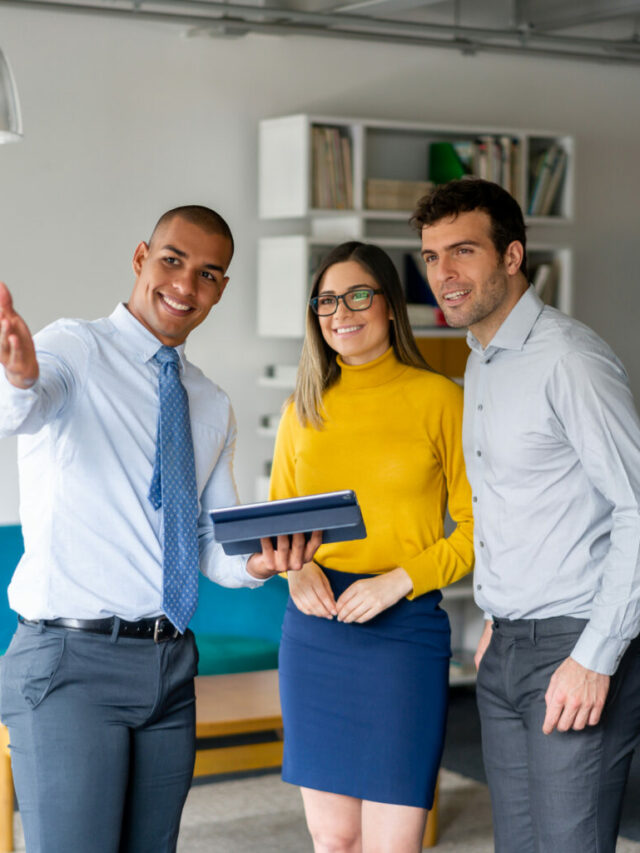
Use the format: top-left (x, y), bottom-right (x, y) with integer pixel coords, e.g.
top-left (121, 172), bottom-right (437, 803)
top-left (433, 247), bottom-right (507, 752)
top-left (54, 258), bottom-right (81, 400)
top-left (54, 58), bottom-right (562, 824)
top-left (412, 179), bottom-right (640, 853)
top-left (0, 205), bottom-right (318, 853)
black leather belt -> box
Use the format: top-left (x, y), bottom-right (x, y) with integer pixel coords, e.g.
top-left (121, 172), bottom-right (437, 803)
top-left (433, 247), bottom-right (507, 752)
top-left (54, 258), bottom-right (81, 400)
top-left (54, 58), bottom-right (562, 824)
top-left (18, 615), bottom-right (181, 643)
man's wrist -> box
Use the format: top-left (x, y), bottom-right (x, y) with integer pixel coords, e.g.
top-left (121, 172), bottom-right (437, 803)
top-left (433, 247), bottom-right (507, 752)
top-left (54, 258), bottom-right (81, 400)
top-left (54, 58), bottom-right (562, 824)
top-left (246, 553), bottom-right (275, 580)
top-left (5, 371), bottom-right (37, 390)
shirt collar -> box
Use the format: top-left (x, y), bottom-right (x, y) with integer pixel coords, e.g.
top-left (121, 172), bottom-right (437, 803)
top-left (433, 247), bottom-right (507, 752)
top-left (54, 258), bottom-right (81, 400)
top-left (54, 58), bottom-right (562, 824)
top-left (466, 286), bottom-right (544, 360)
top-left (109, 303), bottom-right (188, 368)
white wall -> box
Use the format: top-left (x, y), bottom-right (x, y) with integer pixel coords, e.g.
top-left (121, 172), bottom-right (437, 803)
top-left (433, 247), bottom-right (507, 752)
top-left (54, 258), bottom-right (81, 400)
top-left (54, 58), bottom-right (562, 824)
top-left (1, 7), bottom-right (639, 523)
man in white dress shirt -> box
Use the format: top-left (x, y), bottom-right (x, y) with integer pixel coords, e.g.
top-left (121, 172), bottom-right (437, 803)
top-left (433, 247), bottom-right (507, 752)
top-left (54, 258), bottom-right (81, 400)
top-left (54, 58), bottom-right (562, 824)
top-left (0, 205), bottom-right (318, 853)
top-left (412, 179), bottom-right (640, 853)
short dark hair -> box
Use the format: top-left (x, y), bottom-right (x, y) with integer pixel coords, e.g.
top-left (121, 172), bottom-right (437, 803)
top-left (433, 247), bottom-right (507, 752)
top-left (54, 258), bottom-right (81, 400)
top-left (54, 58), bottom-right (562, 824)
top-left (149, 205), bottom-right (234, 260)
top-left (411, 179), bottom-right (528, 279)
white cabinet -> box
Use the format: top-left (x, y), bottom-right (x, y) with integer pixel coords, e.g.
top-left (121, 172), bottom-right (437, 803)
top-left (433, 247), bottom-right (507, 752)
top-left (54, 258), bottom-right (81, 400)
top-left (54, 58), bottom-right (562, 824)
top-left (257, 237), bottom-right (312, 338)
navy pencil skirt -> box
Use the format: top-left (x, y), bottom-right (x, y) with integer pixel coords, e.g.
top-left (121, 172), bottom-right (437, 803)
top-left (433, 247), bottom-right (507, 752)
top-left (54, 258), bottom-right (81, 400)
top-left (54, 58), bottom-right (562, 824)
top-left (278, 567), bottom-right (451, 809)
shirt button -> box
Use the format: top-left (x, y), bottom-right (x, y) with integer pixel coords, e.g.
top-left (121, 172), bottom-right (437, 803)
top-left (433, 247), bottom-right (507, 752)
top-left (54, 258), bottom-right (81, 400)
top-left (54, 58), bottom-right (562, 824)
top-left (476, 450), bottom-right (482, 457)
top-left (476, 584), bottom-right (482, 590)
top-left (479, 541), bottom-right (485, 548)
top-left (473, 496), bottom-right (478, 503)
top-left (477, 404), bottom-right (483, 411)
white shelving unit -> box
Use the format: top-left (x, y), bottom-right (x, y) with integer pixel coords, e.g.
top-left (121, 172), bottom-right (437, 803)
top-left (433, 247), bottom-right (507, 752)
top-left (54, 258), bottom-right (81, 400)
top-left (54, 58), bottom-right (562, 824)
top-left (259, 114), bottom-right (574, 223)
top-left (258, 114), bottom-right (573, 338)
top-left (256, 366), bottom-right (297, 502)
top-left (257, 114), bottom-right (575, 676)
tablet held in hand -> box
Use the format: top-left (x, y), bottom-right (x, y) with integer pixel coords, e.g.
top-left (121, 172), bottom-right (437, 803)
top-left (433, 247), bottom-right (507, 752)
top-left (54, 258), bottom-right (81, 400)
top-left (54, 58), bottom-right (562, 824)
top-left (210, 490), bottom-right (366, 556)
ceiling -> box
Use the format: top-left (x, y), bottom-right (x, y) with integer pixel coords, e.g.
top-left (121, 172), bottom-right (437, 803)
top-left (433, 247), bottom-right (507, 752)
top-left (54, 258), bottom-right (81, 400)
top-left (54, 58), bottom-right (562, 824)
top-left (4, 0), bottom-right (640, 65)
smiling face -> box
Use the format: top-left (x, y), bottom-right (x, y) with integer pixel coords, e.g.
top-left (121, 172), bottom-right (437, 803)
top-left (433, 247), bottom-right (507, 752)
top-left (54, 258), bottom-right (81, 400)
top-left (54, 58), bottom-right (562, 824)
top-left (421, 209), bottom-right (527, 347)
top-left (127, 215), bottom-right (232, 346)
top-left (316, 260), bottom-right (392, 365)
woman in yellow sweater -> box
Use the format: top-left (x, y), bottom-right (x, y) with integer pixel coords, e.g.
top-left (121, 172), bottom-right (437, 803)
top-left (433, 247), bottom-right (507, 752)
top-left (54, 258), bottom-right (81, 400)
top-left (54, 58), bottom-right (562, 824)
top-left (270, 241), bottom-right (474, 853)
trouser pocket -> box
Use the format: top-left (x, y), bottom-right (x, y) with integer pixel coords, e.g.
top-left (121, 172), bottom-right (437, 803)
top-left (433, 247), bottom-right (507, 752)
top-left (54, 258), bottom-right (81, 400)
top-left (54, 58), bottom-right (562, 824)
top-left (0, 624), bottom-right (66, 715)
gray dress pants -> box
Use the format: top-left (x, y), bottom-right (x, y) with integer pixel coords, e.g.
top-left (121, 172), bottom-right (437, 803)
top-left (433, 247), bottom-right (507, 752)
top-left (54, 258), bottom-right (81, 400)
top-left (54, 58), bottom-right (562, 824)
top-left (476, 616), bottom-right (640, 853)
top-left (0, 621), bottom-right (198, 853)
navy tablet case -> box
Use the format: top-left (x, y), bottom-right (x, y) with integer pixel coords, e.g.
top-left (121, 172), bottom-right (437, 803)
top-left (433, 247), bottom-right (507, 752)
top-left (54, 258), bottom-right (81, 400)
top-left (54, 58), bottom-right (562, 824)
top-left (210, 490), bottom-right (367, 555)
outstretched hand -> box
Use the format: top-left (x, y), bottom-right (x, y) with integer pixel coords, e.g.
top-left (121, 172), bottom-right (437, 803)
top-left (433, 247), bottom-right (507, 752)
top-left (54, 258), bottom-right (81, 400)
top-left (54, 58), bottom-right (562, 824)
top-left (246, 530), bottom-right (322, 580)
top-left (543, 656), bottom-right (610, 734)
top-left (0, 282), bottom-right (39, 389)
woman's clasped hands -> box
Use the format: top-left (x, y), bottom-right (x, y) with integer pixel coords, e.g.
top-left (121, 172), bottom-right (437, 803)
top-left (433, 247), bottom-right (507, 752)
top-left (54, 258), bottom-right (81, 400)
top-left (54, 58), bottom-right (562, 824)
top-left (288, 562), bottom-right (413, 623)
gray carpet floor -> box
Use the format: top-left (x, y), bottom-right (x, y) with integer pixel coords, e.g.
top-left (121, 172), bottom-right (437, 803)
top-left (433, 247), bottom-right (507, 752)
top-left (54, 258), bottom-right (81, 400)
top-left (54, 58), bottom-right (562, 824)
top-left (10, 768), bottom-right (640, 851)
top-left (178, 769), bottom-right (495, 852)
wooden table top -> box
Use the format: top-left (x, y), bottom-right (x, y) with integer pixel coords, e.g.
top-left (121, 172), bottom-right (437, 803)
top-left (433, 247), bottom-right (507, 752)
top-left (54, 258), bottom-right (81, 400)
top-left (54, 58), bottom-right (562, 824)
top-left (195, 669), bottom-right (282, 737)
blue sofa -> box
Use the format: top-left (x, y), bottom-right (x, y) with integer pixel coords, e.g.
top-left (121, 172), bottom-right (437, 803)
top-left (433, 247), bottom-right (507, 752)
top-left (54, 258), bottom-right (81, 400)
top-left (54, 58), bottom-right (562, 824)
top-left (0, 524), bottom-right (288, 673)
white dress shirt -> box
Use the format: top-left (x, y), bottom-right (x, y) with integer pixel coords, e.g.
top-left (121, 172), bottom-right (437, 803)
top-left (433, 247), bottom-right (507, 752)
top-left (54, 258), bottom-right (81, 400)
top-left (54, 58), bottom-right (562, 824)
top-left (463, 287), bottom-right (640, 675)
top-left (0, 303), bottom-right (260, 622)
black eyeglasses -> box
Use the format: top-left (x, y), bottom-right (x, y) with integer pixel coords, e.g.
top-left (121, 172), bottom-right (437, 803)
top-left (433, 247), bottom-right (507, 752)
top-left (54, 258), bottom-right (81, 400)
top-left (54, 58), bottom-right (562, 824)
top-left (309, 287), bottom-right (383, 316)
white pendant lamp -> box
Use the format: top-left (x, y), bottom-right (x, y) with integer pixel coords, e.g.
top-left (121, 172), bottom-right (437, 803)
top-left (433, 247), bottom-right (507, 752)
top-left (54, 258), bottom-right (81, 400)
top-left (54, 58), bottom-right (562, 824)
top-left (0, 48), bottom-right (23, 143)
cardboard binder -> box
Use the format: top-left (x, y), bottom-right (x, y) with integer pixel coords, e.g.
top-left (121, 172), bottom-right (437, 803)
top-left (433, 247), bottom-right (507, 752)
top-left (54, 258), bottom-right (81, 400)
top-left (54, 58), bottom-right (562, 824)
top-left (210, 490), bottom-right (366, 556)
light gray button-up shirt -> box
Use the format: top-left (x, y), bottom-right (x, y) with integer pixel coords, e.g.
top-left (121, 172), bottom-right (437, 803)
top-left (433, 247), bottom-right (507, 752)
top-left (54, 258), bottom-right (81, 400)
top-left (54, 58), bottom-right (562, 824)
top-left (463, 286), bottom-right (640, 675)
top-left (0, 303), bottom-right (260, 623)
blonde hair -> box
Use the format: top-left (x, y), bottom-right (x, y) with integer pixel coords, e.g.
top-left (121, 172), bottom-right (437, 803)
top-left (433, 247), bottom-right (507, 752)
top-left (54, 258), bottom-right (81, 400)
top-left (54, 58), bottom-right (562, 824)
top-left (292, 242), bottom-right (432, 429)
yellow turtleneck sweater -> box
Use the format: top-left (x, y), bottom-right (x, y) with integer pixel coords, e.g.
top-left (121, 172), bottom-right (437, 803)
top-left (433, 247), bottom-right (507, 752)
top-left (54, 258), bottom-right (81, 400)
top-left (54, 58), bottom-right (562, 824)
top-left (269, 347), bottom-right (474, 598)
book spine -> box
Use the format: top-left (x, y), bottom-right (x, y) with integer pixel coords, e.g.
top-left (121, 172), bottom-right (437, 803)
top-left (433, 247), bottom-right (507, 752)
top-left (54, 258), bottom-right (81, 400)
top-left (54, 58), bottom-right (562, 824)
top-left (528, 144), bottom-right (559, 215)
top-left (539, 148), bottom-right (567, 216)
top-left (341, 132), bottom-right (353, 209)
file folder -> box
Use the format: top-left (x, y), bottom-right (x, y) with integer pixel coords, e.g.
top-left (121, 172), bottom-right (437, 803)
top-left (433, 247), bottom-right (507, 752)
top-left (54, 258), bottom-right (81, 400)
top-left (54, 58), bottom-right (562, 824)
top-left (210, 489), bottom-right (367, 556)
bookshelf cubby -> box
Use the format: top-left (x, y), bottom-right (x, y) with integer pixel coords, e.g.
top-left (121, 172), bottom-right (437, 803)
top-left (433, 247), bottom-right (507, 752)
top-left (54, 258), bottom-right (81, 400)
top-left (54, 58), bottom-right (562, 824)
top-left (259, 114), bottom-right (574, 223)
top-left (256, 114), bottom-right (574, 681)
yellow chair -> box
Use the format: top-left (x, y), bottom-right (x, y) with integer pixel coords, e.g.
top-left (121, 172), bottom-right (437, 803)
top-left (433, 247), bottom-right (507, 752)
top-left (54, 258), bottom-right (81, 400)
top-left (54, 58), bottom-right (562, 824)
top-left (0, 724), bottom-right (12, 853)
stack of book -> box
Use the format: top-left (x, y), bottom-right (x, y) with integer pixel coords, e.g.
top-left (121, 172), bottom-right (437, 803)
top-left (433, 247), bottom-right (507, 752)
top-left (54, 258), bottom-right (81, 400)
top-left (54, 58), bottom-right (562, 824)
top-left (528, 144), bottom-right (567, 216)
top-left (365, 178), bottom-right (434, 211)
top-left (311, 125), bottom-right (354, 210)
top-left (428, 137), bottom-right (521, 198)
top-left (531, 261), bottom-right (559, 307)
top-left (403, 252), bottom-right (448, 328)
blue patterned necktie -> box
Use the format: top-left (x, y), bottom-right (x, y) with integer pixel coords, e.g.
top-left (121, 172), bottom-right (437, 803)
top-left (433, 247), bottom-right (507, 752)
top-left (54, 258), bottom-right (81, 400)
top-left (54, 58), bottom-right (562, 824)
top-left (148, 345), bottom-right (199, 633)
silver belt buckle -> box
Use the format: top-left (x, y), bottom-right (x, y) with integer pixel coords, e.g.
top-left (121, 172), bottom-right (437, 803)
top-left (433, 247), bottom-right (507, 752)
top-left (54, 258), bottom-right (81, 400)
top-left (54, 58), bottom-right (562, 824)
top-left (153, 616), bottom-right (179, 643)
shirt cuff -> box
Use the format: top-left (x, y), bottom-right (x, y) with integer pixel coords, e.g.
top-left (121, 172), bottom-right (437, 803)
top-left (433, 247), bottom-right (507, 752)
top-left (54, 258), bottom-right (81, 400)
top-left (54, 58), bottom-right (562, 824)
top-left (240, 554), bottom-right (267, 587)
top-left (0, 371), bottom-right (39, 432)
top-left (570, 624), bottom-right (629, 675)
top-left (200, 546), bottom-right (266, 589)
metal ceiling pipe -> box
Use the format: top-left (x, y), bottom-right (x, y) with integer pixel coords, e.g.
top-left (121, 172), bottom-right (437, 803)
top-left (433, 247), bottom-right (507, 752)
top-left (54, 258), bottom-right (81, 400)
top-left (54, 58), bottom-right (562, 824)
top-left (3, 0), bottom-right (640, 64)
top-left (10, 0), bottom-right (639, 50)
